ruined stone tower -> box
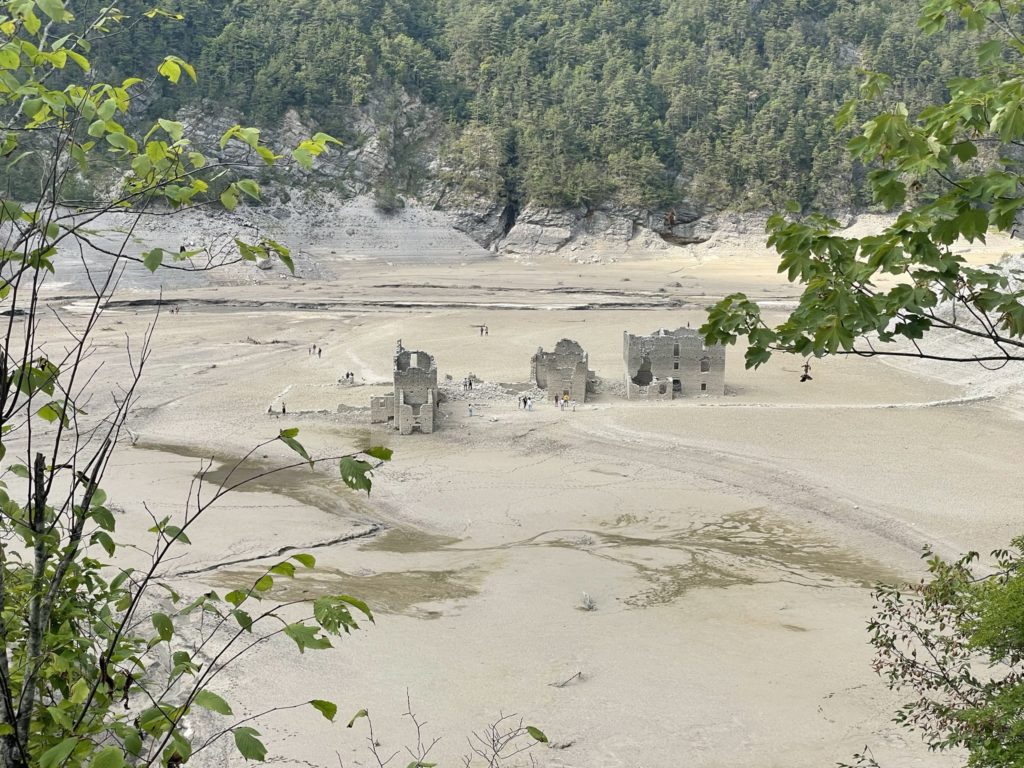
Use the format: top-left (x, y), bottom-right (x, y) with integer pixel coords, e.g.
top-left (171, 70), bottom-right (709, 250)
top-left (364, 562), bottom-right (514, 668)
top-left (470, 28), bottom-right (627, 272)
top-left (370, 339), bottom-right (440, 434)
top-left (623, 327), bottom-right (725, 399)
top-left (531, 338), bottom-right (594, 403)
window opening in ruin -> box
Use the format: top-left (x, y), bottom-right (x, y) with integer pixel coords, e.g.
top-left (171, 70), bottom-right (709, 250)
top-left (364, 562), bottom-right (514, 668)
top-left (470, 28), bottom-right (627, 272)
top-left (410, 353), bottom-right (419, 369)
top-left (673, 361), bottom-right (679, 370)
top-left (700, 356), bottom-right (711, 373)
top-left (631, 355), bottom-right (654, 386)
top-left (672, 379), bottom-right (682, 393)
top-left (673, 343), bottom-right (680, 356)
top-left (658, 382), bottom-right (667, 394)
top-left (701, 382), bottom-right (708, 391)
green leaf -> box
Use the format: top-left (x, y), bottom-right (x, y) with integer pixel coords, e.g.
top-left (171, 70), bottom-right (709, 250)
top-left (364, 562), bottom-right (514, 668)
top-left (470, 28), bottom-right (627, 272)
top-left (143, 249), bottom-right (164, 272)
top-left (158, 57), bottom-right (182, 84)
top-left (158, 118), bottom-right (184, 142)
top-left (0, 48), bottom-right (19, 69)
top-left (526, 726), bottom-right (548, 743)
top-left (347, 708), bottom-right (368, 728)
top-left (70, 678), bottom-right (89, 704)
top-left (279, 427), bottom-right (299, 439)
top-left (232, 609), bottom-right (253, 631)
top-left (270, 561), bottom-right (296, 578)
top-left (152, 612), bottom-right (173, 642)
top-left (36, 0), bottom-right (65, 21)
top-left (39, 737), bottom-right (78, 768)
top-left (237, 179), bottom-right (260, 200)
top-left (194, 690), bottom-right (233, 716)
top-left (91, 506), bottom-right (115, 531)
top-left (254, 575), bottom-right (273, 592)
top-left (284, 622), bottom-right (332, 652)
top-left (339, 457), bottom-right (373, 495)
top-left (220, 188), bottom-right (238, 211)
top-left (339, 594), bottom-right (374, 622)
top-left (364, 446), bottom-right (393, 461)
top-left (226, 590), bottom-right (247, 607)
top-left (37, 402), bottom-right (61, 423)
top-left (90, 746), bottom-right (125, 768)
top-left (311, 699), bottom-right (337, 721)
top-left (293, 553), bottom-right (316, 568)
top-left (91, 531), bottom-right (115, 557)
top-left (233, 727), bottom-right (267, 762)
top-left (279, 433), bottom-right (312, 466)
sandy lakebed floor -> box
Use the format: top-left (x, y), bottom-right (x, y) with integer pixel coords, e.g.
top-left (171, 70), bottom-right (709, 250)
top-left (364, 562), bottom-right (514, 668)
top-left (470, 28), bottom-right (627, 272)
top-left (33, 202), bottom-right (1024, 767)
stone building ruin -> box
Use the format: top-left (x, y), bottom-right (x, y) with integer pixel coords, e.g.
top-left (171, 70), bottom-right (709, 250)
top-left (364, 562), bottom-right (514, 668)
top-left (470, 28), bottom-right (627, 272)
top-left (531, 338), bottom-right (594, 403)
top-left (370, 340), bottom-right (440, 434)
top-left (623, 327), bottom-right (725, 399)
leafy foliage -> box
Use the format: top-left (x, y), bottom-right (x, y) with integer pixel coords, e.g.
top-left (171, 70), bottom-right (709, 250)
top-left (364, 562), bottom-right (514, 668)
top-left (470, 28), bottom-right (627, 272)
top-left (0, 3), bottom-right (392, 767)
top-left (702, 0), bottom-right (1024, 368)
top-left (865, 540), bottom-right (1024, 767)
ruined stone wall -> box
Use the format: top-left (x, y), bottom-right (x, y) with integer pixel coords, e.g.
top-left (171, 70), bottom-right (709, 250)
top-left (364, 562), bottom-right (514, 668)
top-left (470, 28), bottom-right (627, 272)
top-left (623, 328), bottom-right (725, 399)
top-left (370, 394), bottom-right (395, 424)
top-left (531, 339), bottom-right (591, 402)
top-left (395, 349), bottom-right (438, 406)
top-left (370, 342), bottom-right (440, 434)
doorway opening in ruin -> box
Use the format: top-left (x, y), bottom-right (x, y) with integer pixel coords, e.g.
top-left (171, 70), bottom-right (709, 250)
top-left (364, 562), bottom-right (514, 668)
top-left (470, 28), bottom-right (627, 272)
top-left (672, 378), bottom-right (682, 394)
top-left (700, 356), bottom-right (711, 372)
top-left (701, 382), bottom-right (708, 392)
top-left (658, 382), bottom-right (667, 395)
top-left (631, 355), bottom-right (654, 386)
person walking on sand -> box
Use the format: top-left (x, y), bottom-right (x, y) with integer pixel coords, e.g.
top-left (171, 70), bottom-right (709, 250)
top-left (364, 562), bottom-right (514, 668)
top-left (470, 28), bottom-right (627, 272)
top-left (570, 399), bottom-right (577, 412)
top-left (468, 404), bottom-right (474, 417)
top-left (318, 348), bottom-right (322, 359)
top-left (479, 326), bottom-right (484, 337)
top-left (281, 402), bottom-right (286, 415)
top-left (526, 397), bottom-right (533, 411)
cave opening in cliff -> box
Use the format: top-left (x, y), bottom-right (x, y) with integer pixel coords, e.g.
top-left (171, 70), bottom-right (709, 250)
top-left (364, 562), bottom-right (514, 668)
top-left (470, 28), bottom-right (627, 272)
top-left (499, 202), bottom-right (519, 236)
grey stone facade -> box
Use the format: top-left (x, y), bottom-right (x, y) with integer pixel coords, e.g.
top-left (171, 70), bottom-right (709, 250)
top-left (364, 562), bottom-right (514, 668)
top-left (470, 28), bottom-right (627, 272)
top-left (370, 340), bottom-right (439, 434)
top-left (531, 339), bottom-right (594, 403)
top-left (623, 327), bottom-right (725, 399)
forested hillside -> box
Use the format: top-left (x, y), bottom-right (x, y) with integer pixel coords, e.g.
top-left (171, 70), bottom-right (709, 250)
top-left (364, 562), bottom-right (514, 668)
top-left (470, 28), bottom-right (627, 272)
top-left (56, 1), bottom-right (976, 213)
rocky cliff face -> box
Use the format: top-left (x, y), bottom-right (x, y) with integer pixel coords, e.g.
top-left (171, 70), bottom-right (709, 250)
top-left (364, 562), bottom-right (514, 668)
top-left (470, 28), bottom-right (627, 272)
top-left (171, 95), bottom-right (725, 259)
top-left (479, 203), bottom-right (715, 258)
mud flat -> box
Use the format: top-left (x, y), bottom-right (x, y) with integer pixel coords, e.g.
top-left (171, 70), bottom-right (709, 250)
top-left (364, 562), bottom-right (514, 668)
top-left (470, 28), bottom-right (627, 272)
top-left (55, 212), bottom-right (1024, 767)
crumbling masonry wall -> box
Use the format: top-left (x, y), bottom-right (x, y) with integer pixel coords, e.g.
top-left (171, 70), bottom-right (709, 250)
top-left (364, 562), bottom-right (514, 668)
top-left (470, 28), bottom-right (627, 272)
top-left (623, 328), bottom-right (725, 399)
top-left (369, 340), bottom-right (440, 434)
top-left (531, 338), bottom-right (593, 403)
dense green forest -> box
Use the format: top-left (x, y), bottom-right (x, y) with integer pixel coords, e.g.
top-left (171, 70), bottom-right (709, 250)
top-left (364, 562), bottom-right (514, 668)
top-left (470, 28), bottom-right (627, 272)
top-left (72, 0), bottom-right (975, 211)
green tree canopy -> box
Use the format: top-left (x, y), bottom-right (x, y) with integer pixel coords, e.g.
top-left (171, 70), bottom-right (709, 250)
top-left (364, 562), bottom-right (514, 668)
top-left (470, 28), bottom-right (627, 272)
top-left (703, 0), bottom-right (1024, 369)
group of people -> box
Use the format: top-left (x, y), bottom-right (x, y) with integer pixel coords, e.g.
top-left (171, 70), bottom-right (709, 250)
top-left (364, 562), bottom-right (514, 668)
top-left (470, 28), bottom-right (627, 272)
top-left (559, 393), bottom-right (577, 412)
top-left (478, 325), bottom-right (489, 336)
top-left (341, 371), bottom-right (356, 383)
top-left (309, 344), bottom-right (323, 358)
top-left (462, 377), bottom-right (474, 391)
top-left (517, 395), bottom-right (534, 411)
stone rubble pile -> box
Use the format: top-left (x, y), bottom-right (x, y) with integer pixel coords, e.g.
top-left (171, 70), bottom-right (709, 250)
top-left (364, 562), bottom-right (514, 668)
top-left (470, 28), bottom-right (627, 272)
top-left (439, 381), bottom-right (545, 404)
